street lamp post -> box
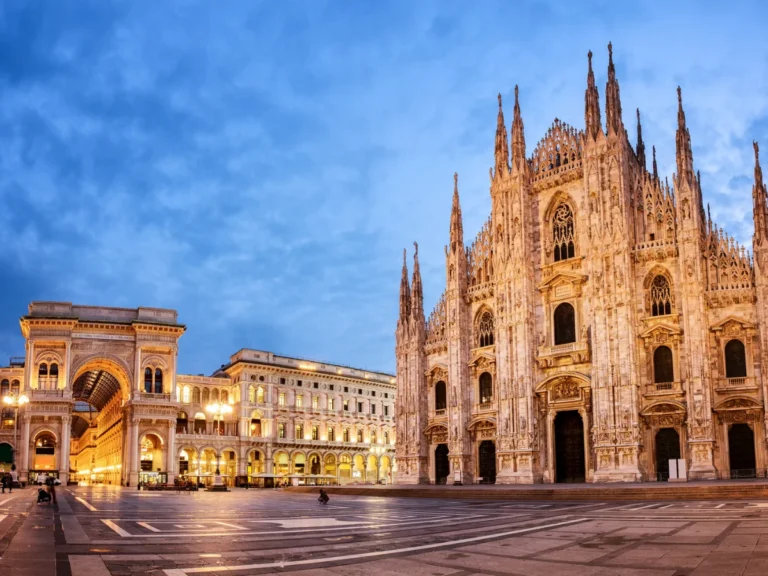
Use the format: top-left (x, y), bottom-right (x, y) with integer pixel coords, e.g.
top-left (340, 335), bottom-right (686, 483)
top-left (3, 393), bottom-right (29, 476)
top-left (205, 402), bottom-right (232, 488)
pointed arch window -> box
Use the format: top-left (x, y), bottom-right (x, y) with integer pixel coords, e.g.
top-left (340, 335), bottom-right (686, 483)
top-left (50, 364), bottom-right (59, 387)
top-left (553, 302), bottom-right (576, 345)
top-left (328, 426), bottom-right (335, 441)
top-left (154, 368), bottom-right (163, 394)
top-left (650, 275), bottom-right (672, 316)
top-left (725, 339), bottom-right (747, 378)
top-left (343, 428), bottom-right (350, 442)
top-left (653, 346), bottom-right (674, 383)
top-left (144, 368), bottom-right (153, 393)
top-left (477, 311), bottom-right (495, 347)
top-left (552, 203), bottom-right (575, 262)
top-left (435, 381), bottom-right (447, 411)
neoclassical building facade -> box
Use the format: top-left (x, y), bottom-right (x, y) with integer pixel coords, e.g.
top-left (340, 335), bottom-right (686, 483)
top-left (0, 302), bottom-right (395, 487)
top-left (395, 44), bottom-right (768, 484)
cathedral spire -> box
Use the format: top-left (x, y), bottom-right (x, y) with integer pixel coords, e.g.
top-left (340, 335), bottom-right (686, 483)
top-left (675, 86), bottom-right (695, 186)
top-left (585, 50), bottom-right (602, 140)
top-left (399, 248), bottom-right (411, 321)
top-left (753, 141), bottom-right (768, 246)
top-left (449, 172), bottom-right (464, 252)
top-left (511, 85), bottom-right (526, 172)
top-left (493, 93), bottom-right (509, 178)
top-left (605, 42), bottom-right (623, 136)
top-left (652, 145), bottom-right (658, 183)
top-left (411, 242), bottom-right (424, 320)
top-left (636, 108), bottom-right (646, 168)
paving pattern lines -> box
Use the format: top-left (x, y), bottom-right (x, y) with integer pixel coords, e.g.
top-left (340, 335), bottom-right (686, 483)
top-left (98, 511), bottom-right (530, 542)
top-left (152, 517), bottom-right (589, 575)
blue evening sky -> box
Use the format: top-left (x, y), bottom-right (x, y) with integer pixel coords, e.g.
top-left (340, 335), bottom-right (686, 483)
top-left (1, 1), bottom-right (767, 375)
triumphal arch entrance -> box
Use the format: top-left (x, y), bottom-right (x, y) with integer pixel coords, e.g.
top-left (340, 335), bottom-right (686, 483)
top-left (18, 302), bottom-right (184, 486)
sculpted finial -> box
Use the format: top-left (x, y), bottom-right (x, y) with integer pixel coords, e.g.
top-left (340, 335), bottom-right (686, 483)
top-left (587, 50), bottom-right (593, 68)
top-left (497, 93), bottom-right (502, 109)
top-left (755, 140), bottom-right (760, 160)
top-left (454, 172), bottom-right (458, 190)
top-left (608, 41), bottom-right (613, 61)
top-left (403, 248), bottom-right (406, 266)
top-left (514, 84), bottom-right (519, 103)
top-left (413, 241), bottom-right (419, 258)
top-left (677, 86), bottom-right (682, 105)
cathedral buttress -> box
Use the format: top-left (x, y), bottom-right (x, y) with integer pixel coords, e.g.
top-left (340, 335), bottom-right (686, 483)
top-left (582, 44), bottom-right (643, 481)
top-left (751, 143), bottom-right (768, 445)
top-left (445, 173), bottom-right (473, 483)
top-left (673, 87), bottom-right (715, 478)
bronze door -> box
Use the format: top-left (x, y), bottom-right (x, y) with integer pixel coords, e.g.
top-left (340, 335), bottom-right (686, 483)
top-left (435, 444), bottom-right (449, 484)
top-left (478, 440), bottom-right (496, 484)
top-left (655, 428), bottom-right (681, 481)
top-left (555, 411), bottom-right (585, 483)
top-left (728, 424), bottom-right (756, 478)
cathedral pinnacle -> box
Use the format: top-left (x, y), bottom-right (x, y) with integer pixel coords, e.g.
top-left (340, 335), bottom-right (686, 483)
top-left (494, 93), bottom-right (509, 178)
top-left (675, 86), bottom-right (695, 188)
top-left (449, 172), bottom-right (464, 252)
top-left (605, 42), bottom-right (623, 136)
top-left (585, 50), bottom-right (602, 140)
top-left (511, 84), bottom-right (526, 171)
top-left (399, 248), bottom-right (411, 322)
top-left (753, 140), bottom-right (768, 246)
top-left (636, 108), bottom-right (646, 168)
top-left (411, 241), bottom-right (424, 320)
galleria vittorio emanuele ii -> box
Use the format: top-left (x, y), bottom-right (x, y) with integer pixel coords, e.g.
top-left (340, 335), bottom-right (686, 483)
top-left (0, 302), bottom-right (396, 488)
top-left (394, 44), bottom-right (768, 485)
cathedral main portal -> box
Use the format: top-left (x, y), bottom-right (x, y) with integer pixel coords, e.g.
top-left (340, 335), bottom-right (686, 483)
top-left (554, 411), bottom-right (585, 483)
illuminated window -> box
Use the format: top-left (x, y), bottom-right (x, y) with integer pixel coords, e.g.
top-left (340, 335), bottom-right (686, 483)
top-left (312, 396), bottom-right (318, 410)
top-left (296, 395), bottom-right (303, 408)
top-left (182, 386), bottom-right (190, 403)
top-left (384, 431), bottom-right (389, 444)
top-left (296, 424), bottom-right (304, 439)
top-left (343, 399), bottom-right (349, 411)
top-left (256, 387), bottom-right (265, 403)
top-left (279, 393), bottom-right (286, 406)
top-left (357, 429), bottom-right (363, 443)
top-left (312, 426), bottom-right (319, 440)
top-left (328, 398), bottom-right (334, 410)
top-left (343, 428), bottom-right (350, 442)
top-left (278, 423), bottom-right (285, 438)
top-left (328, 427), bottom-right (335, 441)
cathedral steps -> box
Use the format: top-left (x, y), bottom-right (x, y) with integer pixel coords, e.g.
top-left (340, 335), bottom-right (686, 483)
top-left (290, 482), bottom-right (768, 501)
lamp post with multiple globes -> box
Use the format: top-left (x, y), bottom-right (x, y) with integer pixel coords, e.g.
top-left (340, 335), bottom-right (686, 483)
top-left (3, 392), bottom-right (29, 472)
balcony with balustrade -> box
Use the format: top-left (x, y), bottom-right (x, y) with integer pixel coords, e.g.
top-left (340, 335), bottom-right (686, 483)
top-left (536, 338), bottom-right (590, 368)
top-left (643, 381), bottom-right (684, 398)
top-left (716, 376), bottom-right (758, 393)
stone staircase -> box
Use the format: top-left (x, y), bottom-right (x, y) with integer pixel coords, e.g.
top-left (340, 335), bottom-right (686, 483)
top-left (291, 481), bottom-right (768, 501)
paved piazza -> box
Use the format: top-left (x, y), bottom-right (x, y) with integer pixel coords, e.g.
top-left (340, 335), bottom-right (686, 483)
top-left (2, 487), bottom-right (768, 575)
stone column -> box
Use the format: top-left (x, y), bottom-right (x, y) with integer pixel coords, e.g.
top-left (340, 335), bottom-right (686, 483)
top-left (129, 418), bottom-right (140, 486)
top-left (166, 423), bottom-right (176, 484)
top-left (59, 415), bottom-right (72, 484)
top-left (63, 341), bottom-right (72, 390)
top-left (20, 415), bottom-right (31, 483)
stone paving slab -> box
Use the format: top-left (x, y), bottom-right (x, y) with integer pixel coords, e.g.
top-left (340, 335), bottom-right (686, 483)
top-left (4, 487), bottom-right (768, 575)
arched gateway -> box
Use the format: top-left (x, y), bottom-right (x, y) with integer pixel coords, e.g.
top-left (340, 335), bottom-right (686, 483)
top-left (17, 302), bottom-right (184, 486)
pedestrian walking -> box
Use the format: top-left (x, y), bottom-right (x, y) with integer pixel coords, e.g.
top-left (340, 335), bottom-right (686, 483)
top-left (9, 468), bottom-right (17, 493)
top-left (46, 475), bottom-right (56, 504)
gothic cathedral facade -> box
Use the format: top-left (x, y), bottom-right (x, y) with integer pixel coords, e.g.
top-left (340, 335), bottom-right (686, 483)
top-left (395, 44), bottom-right (768, 484)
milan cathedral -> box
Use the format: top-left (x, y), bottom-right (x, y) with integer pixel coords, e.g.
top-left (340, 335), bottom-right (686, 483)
top-left (395, 44), bottom-right (768, 484)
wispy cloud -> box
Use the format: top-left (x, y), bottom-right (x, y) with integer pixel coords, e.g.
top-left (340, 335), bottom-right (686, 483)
top-left (0, 0), bottom-right (766, 374)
